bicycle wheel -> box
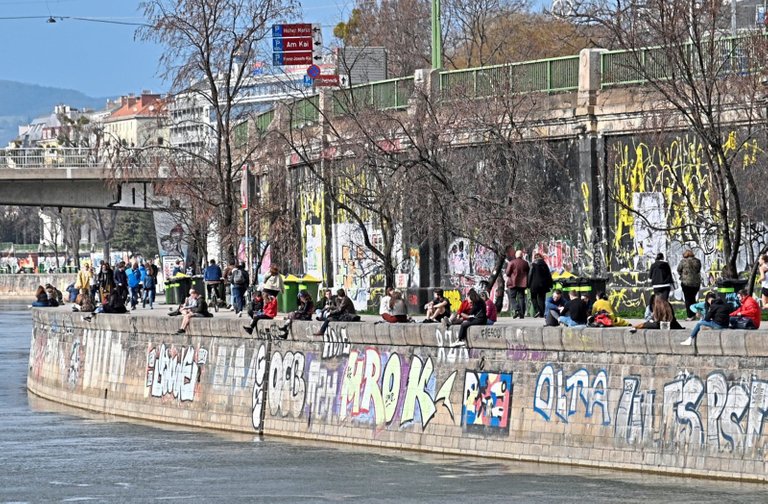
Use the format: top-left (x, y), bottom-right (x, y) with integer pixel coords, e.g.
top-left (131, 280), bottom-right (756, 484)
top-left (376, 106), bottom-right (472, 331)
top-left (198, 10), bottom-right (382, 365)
top-left (212, 292), bottom-right (219, 312)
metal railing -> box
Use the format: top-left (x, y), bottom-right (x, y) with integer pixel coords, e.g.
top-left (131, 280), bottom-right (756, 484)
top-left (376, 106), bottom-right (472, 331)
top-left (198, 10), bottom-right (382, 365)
top-left (0, 148), bottom-right (98, 169)
top-left (439, 55), bottom-right (580, 98)
top-left (255, 109), bottom-right (275, 133)
top-left (332, 76), bottom-right (415, 115)
top-left (289, 95), bottom-right (320, 128)
top-left (601, 34), bottom-right (765, 87)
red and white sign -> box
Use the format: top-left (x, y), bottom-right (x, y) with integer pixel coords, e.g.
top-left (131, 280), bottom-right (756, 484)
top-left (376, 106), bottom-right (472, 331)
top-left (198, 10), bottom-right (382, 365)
top-left (275, 37), bottom-right (313, 51)
top-left (277, 23), bottom-right (314, 37)
top-left (313, 74), bottom-right (340, 87)
top-left (278, 52), bottom-right (317, 65)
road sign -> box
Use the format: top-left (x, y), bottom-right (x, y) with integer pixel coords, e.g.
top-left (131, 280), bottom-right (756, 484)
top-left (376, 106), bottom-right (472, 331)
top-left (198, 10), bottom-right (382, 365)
top-left (312, 74), bottom-right (340, 87)
top-left (307, 64), bottom-right (321, 78)
top-left (303, 75), bottom-right (313, 88)
top-left (272, 23), bottom-right (319, 37)
top-left (272, 51), bottom-right (320, 66)
top-left (272, 22), bottom-right (322, 66)
top-left (273, 37), bottom-right (313, 52)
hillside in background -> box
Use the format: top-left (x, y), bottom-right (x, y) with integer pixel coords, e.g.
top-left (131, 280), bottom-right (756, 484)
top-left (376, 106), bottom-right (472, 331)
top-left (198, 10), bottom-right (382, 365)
top-left (0, 80), bottom-right (108, 146)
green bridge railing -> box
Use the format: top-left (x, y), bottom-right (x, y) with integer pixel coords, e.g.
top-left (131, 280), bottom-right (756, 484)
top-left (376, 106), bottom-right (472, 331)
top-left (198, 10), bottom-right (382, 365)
top-left (439, 55), bottom-right (580, 97)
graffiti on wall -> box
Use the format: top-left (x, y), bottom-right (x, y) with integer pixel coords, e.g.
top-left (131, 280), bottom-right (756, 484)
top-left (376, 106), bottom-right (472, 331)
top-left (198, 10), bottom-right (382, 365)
top-left (82, 328), bottom-right (128, 388)
top-left (250, 345), bottom-right (459, 433)
top-left (435, 328), bottom-right (469, 364)
top-left (146, 343), bottom-right (208, 402)
top-left (533, 363), bottom-right (610, 426)
top-left (462, 371), bottom-right (513, 434)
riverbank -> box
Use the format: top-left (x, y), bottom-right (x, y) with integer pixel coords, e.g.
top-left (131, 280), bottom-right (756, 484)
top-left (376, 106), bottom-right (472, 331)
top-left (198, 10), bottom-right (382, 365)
top-left (28, 306), bottom-right (768, 481)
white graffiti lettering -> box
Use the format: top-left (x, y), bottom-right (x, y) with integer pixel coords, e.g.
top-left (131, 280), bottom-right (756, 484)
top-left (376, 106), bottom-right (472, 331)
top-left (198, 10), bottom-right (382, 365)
top-left (147, 343), bottom-right (205, 402)
top-left (533, 364), bottom-right (610, 425)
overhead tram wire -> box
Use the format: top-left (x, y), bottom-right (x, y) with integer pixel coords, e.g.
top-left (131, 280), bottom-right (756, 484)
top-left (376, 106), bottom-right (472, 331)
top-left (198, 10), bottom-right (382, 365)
top-left (0, 15), bottom-right (152, 27)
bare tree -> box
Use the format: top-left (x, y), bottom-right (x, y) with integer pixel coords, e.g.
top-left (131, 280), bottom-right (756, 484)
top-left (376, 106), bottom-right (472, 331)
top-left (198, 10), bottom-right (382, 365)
top-left (139, 0), bottom-right (297, 262)
top-left (573, 0), bottom-right (768, 278)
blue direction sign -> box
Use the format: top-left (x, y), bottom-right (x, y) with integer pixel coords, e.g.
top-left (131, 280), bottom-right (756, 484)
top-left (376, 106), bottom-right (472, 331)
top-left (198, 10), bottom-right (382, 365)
top-left (303, 75), bottom-right (313, 88)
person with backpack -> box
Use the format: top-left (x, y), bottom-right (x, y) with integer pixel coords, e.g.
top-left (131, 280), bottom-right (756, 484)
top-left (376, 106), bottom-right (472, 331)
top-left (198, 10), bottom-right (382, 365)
top-left (142, 262), bottom-right (157, 309)
top-left (230, 263), bottom-right (249, 317)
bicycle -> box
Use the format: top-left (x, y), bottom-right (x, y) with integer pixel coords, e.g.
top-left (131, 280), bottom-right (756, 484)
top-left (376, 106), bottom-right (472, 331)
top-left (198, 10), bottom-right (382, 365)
top-left (205, 281), bottom-right (221, 313)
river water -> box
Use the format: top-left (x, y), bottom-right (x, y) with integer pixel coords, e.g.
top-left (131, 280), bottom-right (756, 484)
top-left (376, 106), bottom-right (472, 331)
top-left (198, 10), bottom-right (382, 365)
top-left (2, 303), bottom-right (767, 503)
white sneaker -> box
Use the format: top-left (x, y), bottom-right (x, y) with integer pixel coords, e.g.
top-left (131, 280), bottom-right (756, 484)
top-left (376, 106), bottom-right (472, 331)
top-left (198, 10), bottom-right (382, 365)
top-left (680, 337), bottom-right (693, 346)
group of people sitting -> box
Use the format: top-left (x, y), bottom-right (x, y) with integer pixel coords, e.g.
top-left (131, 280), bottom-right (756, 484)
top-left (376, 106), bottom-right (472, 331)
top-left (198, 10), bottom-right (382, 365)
top-left (31, 284), bottom-right (64, 307)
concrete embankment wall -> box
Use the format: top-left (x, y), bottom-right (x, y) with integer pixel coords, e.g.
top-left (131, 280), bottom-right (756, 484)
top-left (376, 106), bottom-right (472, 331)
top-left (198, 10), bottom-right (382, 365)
top-left (27, 309), bottom-right (768, 481)
top-left (1, 274), bottom-right (74, 297)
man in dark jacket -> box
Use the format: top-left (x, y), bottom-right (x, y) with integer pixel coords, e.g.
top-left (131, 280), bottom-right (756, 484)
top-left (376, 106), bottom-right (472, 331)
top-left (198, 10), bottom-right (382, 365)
top-left (113, 261), bottom-right (129, 305)
top-left (649, 253), bottom-right (674, 300)
top-left (681, 294), bottom-right (730, 345)
top-left (528, 253), bottom-right (553, 318)
top-left (558, 290), bottom-right (589, 327)
top-left (505, 250), bottom-right (530, 319)
top-left (314, 289), bottom-right (357, 335)
top-left (544, 289), bottom-right (567, 326)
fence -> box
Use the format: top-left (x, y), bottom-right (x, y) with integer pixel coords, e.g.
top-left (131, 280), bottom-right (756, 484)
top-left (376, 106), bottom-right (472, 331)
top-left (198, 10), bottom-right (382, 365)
top-left (332, 77), bottom-right (415, 115)
top-left (439, 55), bottom-right (580, 98)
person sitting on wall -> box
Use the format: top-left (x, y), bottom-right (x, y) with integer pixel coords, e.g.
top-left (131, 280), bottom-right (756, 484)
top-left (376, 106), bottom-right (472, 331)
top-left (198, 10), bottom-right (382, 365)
top-left (314, 289), bottom-right (359, 336)
top-left (544, 289), bottom-right (567, 326)
top-left (558, 290), bottom-right (589, 327)
top-left (423, 288), bottom-right (451, 323)
top-left (176, 289), bottom-right (211, 334)
top-left (243, 293), bottom-right (278, 335)
top-left (729, 289), bottom-right (761, 330)
top-left (481, 291), bottom-right (498, 325)
top-left (680, 292), bottom-right (727, 345)
top-left (635, 296), bottom-right (683, 331)
top-left (315, 289), bottom-right (335, 320)
top-left (591, 291), bottom-right (630, 327)
top-left (247, 289), bottom-right (265, 318)
top-left (448, 292), bottom-right (472, 326)
top-left (31, 285), bottom-right (52, 307)
top-left (287, 290), bottom-right (315, 322)
top-left (379, 287), bottom-right (394, 317)
top-left (45, 283), bottom-right (62, 307)
top-left (457, 289), bottom-right (487, 341)
top-left (72, 288), bottom-right (95, 313)
top-left (382, 290), bottom-right (409, 323)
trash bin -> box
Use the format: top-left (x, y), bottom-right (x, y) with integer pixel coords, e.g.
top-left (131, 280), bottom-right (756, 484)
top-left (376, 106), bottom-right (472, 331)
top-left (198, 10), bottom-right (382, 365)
top-left (558, 277), bottom-right (607, 303)
top-left (164, 279), bottom-right (180, 305)
top-left (298, 274), bottom-right (322, 303)
top-left (716, 278), bottom-right (748, 294)
top-left (176, 276), bottom-right (192, 300)
top-left (191, 275), bottom-right (205, 297)
top-left (279, 274), bottom-right (301, 313)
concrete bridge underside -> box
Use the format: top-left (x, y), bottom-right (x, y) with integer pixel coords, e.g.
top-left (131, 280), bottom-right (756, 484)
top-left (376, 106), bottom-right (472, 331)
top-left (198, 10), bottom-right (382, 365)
top-left (0, 168), bottom-right (169, 210)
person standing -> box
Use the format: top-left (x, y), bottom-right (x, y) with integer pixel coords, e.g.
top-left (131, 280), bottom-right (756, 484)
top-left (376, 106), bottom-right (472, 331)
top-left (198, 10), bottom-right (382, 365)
top-left (505, 250), bottom-right (530, 319)
top-left (649, 253), bottom-right (674, 300)
top-left (127, 262), bottom-right (142, 311)
top-left (113, 261), bottom-right (129, 305)
top-left (677, 249), bottom-right (702, 321)
top-left (97, 263), bottom-right (115, 305)
top-left (528, 253), bottom-right (553, 318)
top-left (142, 261), bottom-right (157, 309)
top-left (759, 255), bottom-right (768, 310)
top-left (262, 264), bottom-right (284, 297)
top-left (230, 262), bottom-right (249, 317)
top-left (75, 263), bottom-right (93, 299)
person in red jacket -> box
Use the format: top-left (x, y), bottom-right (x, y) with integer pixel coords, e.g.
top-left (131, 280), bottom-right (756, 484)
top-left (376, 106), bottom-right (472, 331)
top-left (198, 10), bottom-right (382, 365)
top-left (481, 291), bottom-right (498, 325)
top-left (243, 294), bottom-right (278, 334)
top-left (729, 289), bottom-right (761, 329)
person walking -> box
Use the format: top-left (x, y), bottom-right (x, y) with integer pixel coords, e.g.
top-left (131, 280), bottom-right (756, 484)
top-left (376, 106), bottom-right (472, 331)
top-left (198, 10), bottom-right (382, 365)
top-left (528, 253), bottom-right (553, 318)
top-left (505, 250), bottom-right (530, 318)
top-left (127, 262), bottom-right (142, 310)
top-left (649, 253), bottom-right (674, 301)
top-left (677, 249), bottom-right (702, 321)
top-left (230, 262), bottom-right (249, 317)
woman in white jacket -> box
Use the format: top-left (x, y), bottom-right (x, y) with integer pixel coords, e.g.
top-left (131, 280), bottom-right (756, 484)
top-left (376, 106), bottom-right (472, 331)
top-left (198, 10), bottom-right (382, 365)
top-left (262, 264), bottom-right (284, 297)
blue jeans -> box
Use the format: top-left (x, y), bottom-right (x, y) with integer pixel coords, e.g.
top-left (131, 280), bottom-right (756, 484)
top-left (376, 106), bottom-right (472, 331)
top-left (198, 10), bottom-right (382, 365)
top-left (130, 286), bottom-right (141, 308)
top-left (690, 320), bottom-right (723, 339)
top-left (232, 284), bottom-right (244, 314)
top-left (559, 315), bottom-right (585, 328)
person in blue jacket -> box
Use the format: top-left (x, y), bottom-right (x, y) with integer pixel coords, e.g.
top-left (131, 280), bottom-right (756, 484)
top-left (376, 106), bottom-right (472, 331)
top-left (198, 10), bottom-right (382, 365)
top-left (141, 262), bottom-right (156, 309)
top-left (203, 259), bottom-right (223, 303)
top-left (544, 289), bottom-right (567, 326)
top-left (127, 262), bottom-right (142, 310)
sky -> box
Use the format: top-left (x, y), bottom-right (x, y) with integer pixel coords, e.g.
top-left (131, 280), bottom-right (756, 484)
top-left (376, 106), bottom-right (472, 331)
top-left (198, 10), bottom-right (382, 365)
top-left (0, 0), bottom-right (355, 97)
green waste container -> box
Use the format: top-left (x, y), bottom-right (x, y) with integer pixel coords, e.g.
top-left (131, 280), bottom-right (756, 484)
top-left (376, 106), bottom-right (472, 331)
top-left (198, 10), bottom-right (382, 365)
top-left (278, 274), bottom-right (301, 313)
top-left (191, 275), bottom-right (205, 297)
top-left (298, 274), bottom-right (322, 304)
top-left (558, 277), bottom-right (607, 303)
top-left (164, 279), bottom-right (180, 305)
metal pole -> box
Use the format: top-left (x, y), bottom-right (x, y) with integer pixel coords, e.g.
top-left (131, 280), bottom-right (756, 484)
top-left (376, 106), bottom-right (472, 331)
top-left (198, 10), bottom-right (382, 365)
top-left (431, 0), bottom-right (442, 69)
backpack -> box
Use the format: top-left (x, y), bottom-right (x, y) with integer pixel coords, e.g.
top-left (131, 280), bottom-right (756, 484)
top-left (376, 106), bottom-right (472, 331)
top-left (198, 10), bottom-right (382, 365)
top-left (232, 268), bottom-right (246, 285)
top-left (588, 311), bottom-right (613, 327)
